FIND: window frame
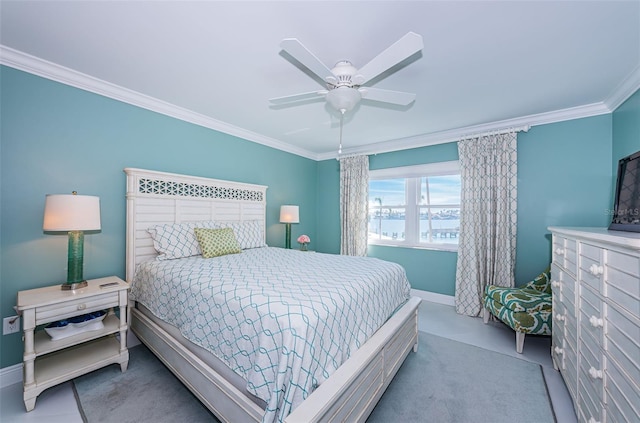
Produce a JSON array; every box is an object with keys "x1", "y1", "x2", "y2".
[{"x1": 368, "y1": 161, "x2": 460, "y2": 252}]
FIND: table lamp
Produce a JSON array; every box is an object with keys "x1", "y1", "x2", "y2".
[
  {"x1": 279, "y1": 205, "x2": 299, "y2": 249},
  {"x1": 43, "y1": 192, "x2": 101, "y2": 290}
]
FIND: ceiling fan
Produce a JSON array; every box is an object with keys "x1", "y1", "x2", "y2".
[{"x1": 269, "y1": 32, "x2": 424, "y2": 114}]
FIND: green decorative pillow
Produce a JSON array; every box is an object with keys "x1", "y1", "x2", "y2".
[{"x1": 194, "y1": 227, "x2": 241, "y2": 258}]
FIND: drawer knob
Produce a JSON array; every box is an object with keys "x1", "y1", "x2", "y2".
[
  {"x1": 589, "y1": 316, "x2": 604, "y2": 328},
  {"x1": 77, "y1": 304, "x2": 87, "y2": 311},
  {"x1": 551, "y1": 280, "x2": 561, "y2": 288},
  {"x1": 588, "y1": 367, "x2": 603, "y2": 379},
  {"x1": 555, "y1": 248, "x2": 565, "y2": 256},
  {"x1": 554, "y1": 313, "x2": 565, "y2": 322},
  {"x1": 588, "y1": 264, "x2": 604, "y2": 276},
  {"x1": 554, "y1": 346, "x2": 564, "y2": 355}
]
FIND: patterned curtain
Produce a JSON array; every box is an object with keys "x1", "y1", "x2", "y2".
[
  {"x1": 455, "y1": 132, "x2": 518, "y2": 317},
  {"x1": 339, "y1": 155, "x2": 369, "y2": 256}
]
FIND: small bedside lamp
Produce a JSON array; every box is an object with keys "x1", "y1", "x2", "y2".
[
  {"x1": 279, "y1": 205, "x2": 299, "y2": 249},
  {"x1": 43, "y1": 192, "x2": 101, "y2": 290}
]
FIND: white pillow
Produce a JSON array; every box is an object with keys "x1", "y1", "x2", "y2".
[
  {"x1": 147, "y1": 221, "x2": 217, "y2": 260},
  {"x1": 215, "y1": 220, "x2": 266, "y2": 249}
]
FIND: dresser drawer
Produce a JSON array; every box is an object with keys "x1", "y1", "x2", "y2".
[
  {"x1": 565, "y1": 316, "x2": 578, "y2": 349},
  {"x1": 606, "y1": 305, "x2": 640, "y2": 387},
  {"x1": 563, "y1": 342, "x2": 578, "y2": 399},
  {"x1": 579, "y1": 330, "x2": 603, "y2": 377},
  {"x1": 565, "y1": 242, "x2": 577, "y2": 273},
  {"x1": 578, "y1": 364, "x2": 604, "y2": 423},
  {"x1": 552, "y1": 338, "x2": 565, "y2": 370},
  {"x1": 578, "y1": 365, "x2": 604, "y2": 421},
  {"x1": 553, "y1": 236, "x2": 577, "y2": 275},
  {"x1": 580, "y1": 286, "x2": 604, "y2": 344},
  {"x1": 606, "y1": 359, "x2": 640, "y2": 423},
  {"x1": 35, "y1": 292, "x2": 118, "y2": 325},
  {"x1": 606, "y1": 266, "x2": 640, "y2": 317},
  {"x1": 581, "y1": 242, "x2": 602, "y2": 261},
  {"x1": 580, "y1": 257, "x2": 603, "y2": 294},
  {"x1": 607, "y1": 249, "x2": 640, "y2": 278}
]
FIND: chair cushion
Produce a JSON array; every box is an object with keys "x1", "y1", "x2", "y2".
[
  {"x1": 485, "y1": 285, "x2": 552, "y2": 313},
  {"x1": 485, "y1": 297, "x2": 552, "y2": 335},
  {"x1": 524, "y1": 268, "x2": 552, "y2": 294}
]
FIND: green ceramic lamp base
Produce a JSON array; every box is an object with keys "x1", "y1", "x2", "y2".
[
  {"x1": 62, "y1": 230, "x2": 87, "y2": 290},
  {"x1": 285, "y1": 223, "x2": 292, "y2": 249}
]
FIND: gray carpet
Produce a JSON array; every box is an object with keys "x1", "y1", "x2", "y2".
[{"x1": 74, "y1": 333, "x2": 555, "y2": 423}]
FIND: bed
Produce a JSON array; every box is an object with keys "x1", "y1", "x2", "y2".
[{"x1": 125, "y1": 167, "x2": 421, "y2": 423}]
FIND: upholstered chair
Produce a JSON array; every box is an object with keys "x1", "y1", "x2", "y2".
[{"x1": 482, "y1": 268, "x2": 552, "y2": 353}]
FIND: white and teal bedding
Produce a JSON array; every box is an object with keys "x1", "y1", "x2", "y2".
[{"x1": 131, "y1": 247, "x2": 411, "y2": 423}]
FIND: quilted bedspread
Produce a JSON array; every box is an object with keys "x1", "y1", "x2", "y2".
[{"x1": 131, "y1": 247, "x2": 411, "y2": 423}]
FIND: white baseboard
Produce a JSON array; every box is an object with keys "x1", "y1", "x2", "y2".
[
  {"x1": 0, "y1": 363, "x2": 22, "y2": 389},
  {"x1": 127, "y1": 328, "x2": 141, "y2": 347},
  {"x1": 411, "y1": 288, "x2": 455, "y2": 306}
]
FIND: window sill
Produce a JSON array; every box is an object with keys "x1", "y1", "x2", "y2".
[{"x1": 368, "y1": 241, "x2": 458, "y2": 252}]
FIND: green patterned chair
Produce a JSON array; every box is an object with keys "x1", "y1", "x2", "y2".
[{"x1": 482, "y1": 268, "x2": 552, "y2": 353}]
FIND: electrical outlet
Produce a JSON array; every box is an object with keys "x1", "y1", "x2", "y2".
[{"x1": 3, "y1": 316, "x2": 20, "y2": 335}]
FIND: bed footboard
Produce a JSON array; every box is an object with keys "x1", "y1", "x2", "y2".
[
  {"x1": 130, "y1": 296, "x2": 420, "y2": 423},
  {"x1": 285, "y1": 296, "x2": 421, "y2": 423},
  {"x1": 130, "y1": 307, "x2": 264, "y2": 423}
]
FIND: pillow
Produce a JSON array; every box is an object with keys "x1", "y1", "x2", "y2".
[
  {"x1": 194, "y1": 227, "x2": 242, "y2": 258},
  {"x1": 147, "y1": 221, "x2": 217, "y2": 260},
  {"x1": 215, "y1": 220, "x2": 266, "y2": 249}
]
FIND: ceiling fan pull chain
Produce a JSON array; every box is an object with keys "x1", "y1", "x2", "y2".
[{"x1": 338, "y1": 109, "x2": 345, "y2": 155}]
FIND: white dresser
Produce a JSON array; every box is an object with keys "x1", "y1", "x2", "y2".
[{"x1": 548, "y1": 227, "x2": 640, "y2": 423}]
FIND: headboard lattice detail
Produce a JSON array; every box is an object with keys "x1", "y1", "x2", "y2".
[{"x1": 139, "y1": 178, "x2": 264, "y2": 202}]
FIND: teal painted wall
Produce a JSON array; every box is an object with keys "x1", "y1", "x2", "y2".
[
  {"x1": 0, "y1": 67, "x2": 317, "y2": 368},
  {"x1": 315, "y1": 159, "x2": 341, "y2": 253},
  {"x1": 516, "y1": 116, "x2": 612, "y2": 281},
  {"x1": 612, "y1": 89, "x2": 640, "y2": 168},
  {"x1": 316, "y1": 115, "x2": 614, "y2": 295}
]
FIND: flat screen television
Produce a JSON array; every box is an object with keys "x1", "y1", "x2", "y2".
[{"x1": 609, "y1": 149, "x2": 640, "y2": 233}]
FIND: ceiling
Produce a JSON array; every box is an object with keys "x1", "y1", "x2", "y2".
[{"x1": 1, "y1": 1, "x2": 639, "y2": 160}]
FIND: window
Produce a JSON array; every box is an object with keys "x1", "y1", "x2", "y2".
[{"x1": 368, "y1": 161, "x2": 460, "y2": 251}]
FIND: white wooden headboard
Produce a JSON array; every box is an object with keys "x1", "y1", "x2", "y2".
[{"x1": 124, "y1": 168, "x2": 268, "y2": 282}]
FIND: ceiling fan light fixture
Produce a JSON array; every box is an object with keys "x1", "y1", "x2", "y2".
[{"x1": 325, "y1": 87, "x2": 361, "y2": 113}]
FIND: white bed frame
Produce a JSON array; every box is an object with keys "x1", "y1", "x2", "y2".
[{"x1": 124, "y1": 167, "x2": 421, "y2": 423}]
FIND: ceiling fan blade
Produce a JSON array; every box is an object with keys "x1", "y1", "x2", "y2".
[
  {"x1": 357, "y1": 32, "x2": 424, "y2": 84},
  {"x1": 358, "y1": 87, "x2": 416, "y2": 106},
  {"x1": 280, "y1": 38, "x2": 335, "y2": 82},
  {"x1": 269, "y1": 90, "x2": 327, "y2": 105}
]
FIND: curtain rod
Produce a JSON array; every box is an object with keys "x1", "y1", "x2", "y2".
[
  {"x1": 336, "y1": 124, "x2": 532, "y2": 160},
  {"x1": 459, "y1": 125, "x2": 530, "y2": 141}
]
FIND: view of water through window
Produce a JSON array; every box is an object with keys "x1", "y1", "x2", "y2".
[{"x1": 369, "y1": 174, "x2": 461, "y2": 245}]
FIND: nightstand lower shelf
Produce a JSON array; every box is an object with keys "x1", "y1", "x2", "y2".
[{"x1": 25, "y1": 335, "x2": 129, "y2": 410}]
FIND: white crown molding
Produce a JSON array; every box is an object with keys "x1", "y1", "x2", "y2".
[
  {"x1": 604, "y1": 64, "x2": 640, "y2": 111},
  {"x1": 2, "y1": 44, "x2": 634, "y2": 163},
  {"x1": 0, "y1": 45, "x2": 319, "y2": 161},
  {"x1": 317, "y1": 101, "x2": 613, "y2": 160}
]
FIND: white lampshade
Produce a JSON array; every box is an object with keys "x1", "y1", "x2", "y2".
[
  {"x1": 279, "y1": 205, "x2": 299, "y2": 224},
  {"x1": 43, "y1": 194, "x2": 101, "y2": 231}
]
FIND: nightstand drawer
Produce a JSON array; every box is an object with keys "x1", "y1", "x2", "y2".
[{"x1": 36, "y1": 292, "x2": 118, "y2": 325}]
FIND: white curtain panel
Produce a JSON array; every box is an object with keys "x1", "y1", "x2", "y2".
[
  {"x1": 455, "y1": 132, "x2": 518, "y2": 316},
  {"x1": 339, "y1": 155, "x2": 369, "y2": 256}
]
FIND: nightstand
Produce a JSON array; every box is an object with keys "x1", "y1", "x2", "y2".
[{"x1": 16, "y1": 276, "x2": 129, "y2": 411}]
